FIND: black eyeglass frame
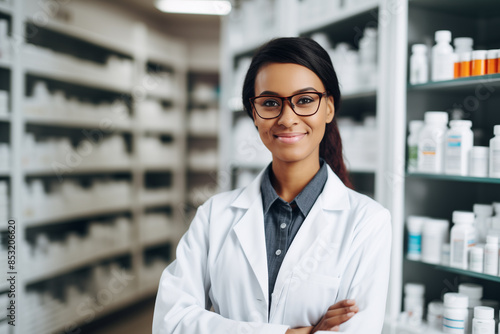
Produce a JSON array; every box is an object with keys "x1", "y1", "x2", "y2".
[{"x1": 249, "y1": 91, "x2": 328, "y2": 119}]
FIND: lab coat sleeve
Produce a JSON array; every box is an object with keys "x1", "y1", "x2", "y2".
[
  {"x1": 152, "y1": 202, "x2": 290, "y2": 334},
  {"x1": 332, "y1": 208, "x2": 392, "y2": 333}
]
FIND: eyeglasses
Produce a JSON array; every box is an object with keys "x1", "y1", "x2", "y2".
[{"x1": 249, "y1": 91, "x2": 327, "y2": 119}]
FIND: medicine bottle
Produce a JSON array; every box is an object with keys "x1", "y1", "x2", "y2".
[
  {"x1": 483, "y1": 235, "x2": 498, "y2": 276},
  {"x1": 450, "y1": 211, "x2": 476, "y2": 269},
  {"x1": 486, "y1": 50, "x2": 498, "y2": 75},
  {"x1": 443, "y1": 292, "x2": 469, "y2": 334},
  {"x1": 469, "y1": 246, "x2": 484, "y2": 273},
  {"x1": 472, "y1": 50, "x2": 487, "y2": 76},
  {"x1": 441, "y1": 243, "x2": 450, "y2": 266},
  {"x1": 469, "y1": 147, "x2": 489, "y2": 178},
  {"x1": 444, "y1": 120, "x2": 473, "y2": 176},
  {"x1": 407, "y1": 120, "x2": 424, "y2": 172},
  {"x1": 432, "y1": 30, "x2": 454, "y2": 81},
  {"x1": 422, "y1": 218, "x2": 449, "y2": 264},
  {"x1": 418, "y1": 111, "x2": 449, "y2": 173},
  {"x1": 459, "y1": 283, "x2": 483, "y2": 334},
  {"x1": 474, "y1": 204, "x2": 493, "y2": 243},
  {"x1": 427, "y1": 300, "x2": 444, "y2": 330},
  {"x1": 404, "y1": 283, "x2": 425, "y2": 327},
  {"x1": 407, "y1": 216, "x2": 426, "y2": 260},
  {"x1": 489, "y1": 125, "x2": 500, "y2": 178},
  {"x1": 410, "y1": 44, "x2": 428, "y2": 84},
  {"x1": 472, "y1": 306, "x2": 494, "y2": 334},
  {"x1": 454, "y1": 37, "x2": 473, "y2": 78}
]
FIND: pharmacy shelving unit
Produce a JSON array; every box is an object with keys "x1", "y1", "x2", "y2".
[
  {"x1": 2, "y1": 1, "x2": 189, "y2": 333},
  {"x1": 379, "y1": 0, "x2": 500, "y2": 333},
  {"x1": 220, "y1": 0, "x2": 401, "y2": 327}
]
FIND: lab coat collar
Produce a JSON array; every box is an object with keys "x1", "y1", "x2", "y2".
[{"x1": 231, "y1": 164, "x2": 350, "y2": 211}]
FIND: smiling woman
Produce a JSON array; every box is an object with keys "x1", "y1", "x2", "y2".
[{"x1": 152, "y1": 37, "x2": 392, "y2": 334}]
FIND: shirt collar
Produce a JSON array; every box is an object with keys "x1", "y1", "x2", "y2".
[{"x1": 260, "y1": 159, "x2": 328, "y2": 216}]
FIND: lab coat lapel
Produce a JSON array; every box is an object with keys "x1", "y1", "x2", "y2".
[{"x1": 232, "y1": 169, "x2": 269, "y2": 305}]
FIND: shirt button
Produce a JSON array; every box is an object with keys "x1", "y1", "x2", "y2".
[
  {"x1": 275, "y1": 249, "x2": 282, "y2": 256},
  {"x1": 280, "y1": 223, "x2": 287, "y2": 229}
]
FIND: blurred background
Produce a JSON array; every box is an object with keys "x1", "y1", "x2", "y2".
[{"x1": 0, "y1": 0, "x2": 500, "y2": 333}]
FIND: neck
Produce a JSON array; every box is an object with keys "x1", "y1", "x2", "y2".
[{"x1": 270, "y1": 157, "x2": 320, "y2": 202}]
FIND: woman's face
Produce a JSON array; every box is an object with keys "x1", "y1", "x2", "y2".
[{"x1": 253, "y1": 62, "x2": 335, "y2": 165}]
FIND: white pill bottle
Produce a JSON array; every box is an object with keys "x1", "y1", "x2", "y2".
[
  {"x1": 418, "y1": 111, "x2": 449, "y2": 173},
  {"x1": 450, "y1": 211, "x2": 476, "y2": 269},
  {"x1": 472, "y1": 306, "x2": 494, "y2": 334},
  {"x1": 443, "y1": 292, "x2": 469, "y2": 334}
]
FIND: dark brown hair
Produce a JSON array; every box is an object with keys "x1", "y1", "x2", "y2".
[{"x1": 241, "y1": 37, "x2": 353, "y2": 188}]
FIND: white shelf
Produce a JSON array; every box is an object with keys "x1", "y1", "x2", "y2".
[
  {"x1": 0, "y1": 168, "x2": 10, "y2": 176},
  {"x1": 0, "y1": 113, "x2": 10, "y2": 122},
  {"x1": 141, "y1": 235, "x2": 175, "y2": 248},
  {"x1": 25, "y1": 288, "x2": 142, "y2": 334},
  {"x1": 348, "y1": 166, "x2": 376, "y2": 174},
  {"x1": 188, "y1": 129, "x2": 218, "y2": 138},
  {"x1": 26, "y1": 19, "x2": 134, "y2": 56},
  {"x1": 25, "y1": 246, "x2": 132, "y2": 285},
  {"x1": 298, "y1": 0, "x2": 379, "y2": 34},
  {"x1": 24, "y1": 201, "x2": 133, "y2": 227},
  {"x1": 0, "y1": 3, "x2": 11, "y2": 15},
  {"x1": 140, "y1": 190, "x2": 178, "y2": 208},
  {"x1": 0, "y1": 57, "x2": 11, "y2": 69},
  {"x1": 24, "y1": 114, "x2": 133, "y2": 131},
  {"x1": 231, "y1": 161, "x2": 269, "y2": 170},
  {"x1": 24, "y1": 164, "x2": 134, "y2": 176},
  {"x1": 22, "y1": 52, "x2": 133, "y2": 94}
]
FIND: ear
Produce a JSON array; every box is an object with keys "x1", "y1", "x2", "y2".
[
  {"x1": 326, "y1": 95, "x2": 335, "y2": 124},
  {"x1": 252, "y1": 108, "x2": 259, "y2": 127}
]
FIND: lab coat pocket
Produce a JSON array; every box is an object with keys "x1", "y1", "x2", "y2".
[{"x1": 283, "y1": 271, "x2": 341, "y2": 328}]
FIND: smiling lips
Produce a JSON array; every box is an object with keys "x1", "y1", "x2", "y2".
[{"x1": 274, "y1": 132, "x2": 306, "y2": 144}]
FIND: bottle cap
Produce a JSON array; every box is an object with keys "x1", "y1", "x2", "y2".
[
  {"x1": 472, "y1": 50, "x2": 488, "y2": 60},
  {"x1": 412, "y1": 44, "x2": 427, "y2": 54},
  {"x1": 405, "y1": 283, "x2": 425, "y2": 296},
  {"x1": 474, "y1": 306, "x2": 494, "y2": 319},
  {"x1": 428, "y1": 300, "x2": 444, "y2": 315},
  {"x1": 486, "y1": 235, "x2": 498, "y2": 245},
  {"x1": 494, "y1": 125, "x2": 500, "y2": 136},
  {"x1": 449, "y1": 120, "x2": 472, "y2": 128},
  {"x1": 474, "y1": 203, "x2": 493, "y2": 216},
  {"x1": 409, "y1": 120, "x2": 424, "y2": 134},
  {"x1": 458, "y1": 283, "x2": 483, "y2": 300},
  {"x1": 423, "y1": 219, "x2": 449, "y2": 234},
  {"x1": 487, "y1": 49, "x2": 499, "y2": 59},
  {"x1": 424, "y1": 111, "x2": 449, "y2": 124},
  {"x1": 454, "y1": 37, "x2": 473, "y2": 49},
  {"x1": 444, "y1": 293, "x2": 468, "y2": 308},
  {"x1": 435, "y1": 30, "x2": 452, "y2": 43},
  {"x1": 452, "y1": 211, "x2": 475, "y2": 224},
  {"x1": 470, "y1": 146, "x2": 489, "y2": 158},
  {"x1": 364, "y1": 27, "x2": 377, "y2": 37},
  {"x1": 407, "y1": 216, "x2": 427, "y2": 232}
]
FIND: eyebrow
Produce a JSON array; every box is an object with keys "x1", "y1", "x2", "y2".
[{"x1": 257, "y1": 87, "x2": 319, "y2": 96}]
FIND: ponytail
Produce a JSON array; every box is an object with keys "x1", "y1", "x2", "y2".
[{"x1": 320, "y1": 119, "x2": 353, "y2": 189}]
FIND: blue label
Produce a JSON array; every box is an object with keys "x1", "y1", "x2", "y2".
[{"x1": 408, "y1": 234, "x2": 421, "y2": 254}]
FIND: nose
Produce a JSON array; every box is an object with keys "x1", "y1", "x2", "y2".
[{"x1": 277, "y1": 100, "x2": 299, "y2": 128}]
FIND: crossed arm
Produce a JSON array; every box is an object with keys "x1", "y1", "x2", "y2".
[{"x1": 286, "y1": 299, "x2": 359, "y2": 334}]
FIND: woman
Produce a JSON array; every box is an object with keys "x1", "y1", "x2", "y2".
[{"x1": 153, "y1": 37, "x2": 391, "y2": 334}]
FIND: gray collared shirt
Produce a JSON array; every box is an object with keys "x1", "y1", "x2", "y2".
[{"x1": 260, "y1": 159, "x2": 328, "y2": 310}]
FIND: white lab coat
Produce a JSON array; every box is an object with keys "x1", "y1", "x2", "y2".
[{"x1": 153, "y1": 165, "x2": 392, "y2": 334}]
